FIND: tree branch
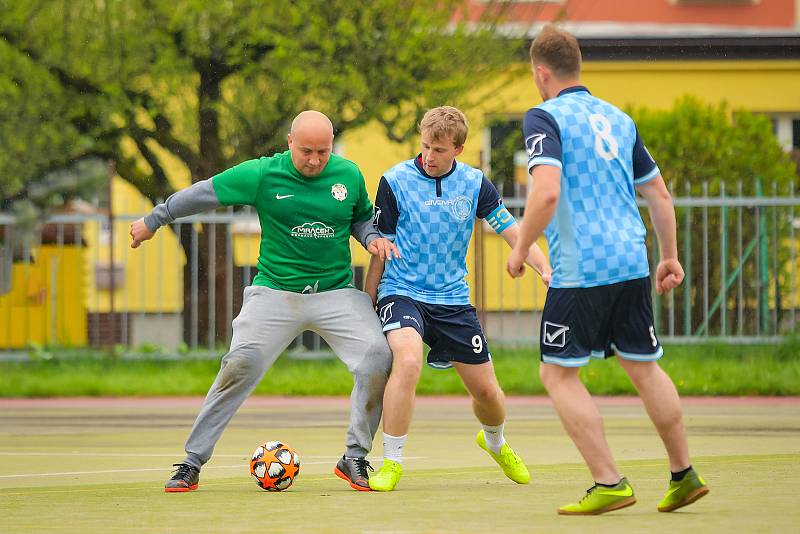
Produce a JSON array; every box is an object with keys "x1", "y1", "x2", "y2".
[
  {"x1": 113, "y1": 152, "x2": 172, "y2": 205},
  {"x1": 128, "y1": 124, "x2": 170, "y2": 196},
  {"x1": 1, "y1": 29, "x2": 200, "y2": 173},
  {"x1": 0, "y1": 30, "x2": 103, "y2": 96}
]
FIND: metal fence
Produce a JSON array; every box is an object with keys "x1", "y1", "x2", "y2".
[
  {"x1": 1, "y1": 184, "x2": 798, "y2": 352},
  {"x1": 499, "y1": 181, "x2": 800, "y2": 345}
]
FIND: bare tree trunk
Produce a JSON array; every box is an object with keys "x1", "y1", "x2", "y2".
[{"x1": 178, "y1": 66, "x2": 238, "y2": 348}]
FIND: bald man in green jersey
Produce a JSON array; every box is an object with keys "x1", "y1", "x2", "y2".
[{"x1": 131, "y1": 110, "x2": 397, "y2": 492}]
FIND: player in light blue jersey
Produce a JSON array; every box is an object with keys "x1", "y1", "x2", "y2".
[
  {"x1": 365, "y1": 106, "x2": 551, "y2": 491},
  {"x1": 507, "y1": 25, "x2": 708, "y2": 515}
]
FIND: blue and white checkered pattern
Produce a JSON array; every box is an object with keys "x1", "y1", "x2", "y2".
[
  {"x1": 537, "y1": 92, "x2": 650, "y2": 288},
  {"x1": 378, "y1": 160, "x2": 482, "y2": 305}
]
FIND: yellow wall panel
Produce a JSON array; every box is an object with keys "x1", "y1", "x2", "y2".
[
  {"x1": 0, "y1": 246, "x2": 87, "y2": 348},
  {"x1": 85, "y1": 176, "x2": 185, "y2": 313}
]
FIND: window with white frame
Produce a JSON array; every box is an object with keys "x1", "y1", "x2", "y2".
[{"x1": 771, "y1": 114, "x2": 800, "y2": 151}]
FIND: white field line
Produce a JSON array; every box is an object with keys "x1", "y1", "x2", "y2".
[
  {"x1": 0, "y1": 452, "x2": 332, "y2": 458},
  {"x1": 0, "y1": 457, "x2": 426, "y2": 479}
]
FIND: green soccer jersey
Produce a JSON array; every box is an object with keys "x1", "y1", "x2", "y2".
[{"x1": 211, "y1": 151, "x2": 374, "y2": 293}]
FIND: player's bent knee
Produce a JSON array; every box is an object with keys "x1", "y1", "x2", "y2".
[
  {"x1": 471, "y1": 384, "x2": 503, "y2": 405},
  {"x1": 391, "y1": 352, "x2": 422, "y2": 380},
  {"x1": 215, "y1": 356, "x2": 263, "y2": 391},
  {"x1": 352, "y1": 357, "x2": 392, "y2": 383}
]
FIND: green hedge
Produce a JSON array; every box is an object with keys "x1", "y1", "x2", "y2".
[{"x1": 1, "y1": 341, "x2": 798, "y2": 397}]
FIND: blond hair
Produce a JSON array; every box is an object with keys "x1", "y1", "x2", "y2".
[
  {"x1": 419, "y1": 106, "x2": 468, "y2": 147},
  {"x1": 530, "y1": 24, "x2": 582, "y2": 80}
]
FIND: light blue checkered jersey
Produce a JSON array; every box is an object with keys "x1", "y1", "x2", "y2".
[
  {"x1": 530, "y1": 90, "x2": 655, "y2": 288},
  {"x1": 377, "y1": 159, "x2": 484, "y2": 305}
]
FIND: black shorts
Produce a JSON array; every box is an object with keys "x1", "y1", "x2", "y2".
[
  {"x1": 540, "y1": 276, "x2": 663, "y2": 367},
  {"x1": 377, "y1": 295, "x2": 490, "y2": 369}
]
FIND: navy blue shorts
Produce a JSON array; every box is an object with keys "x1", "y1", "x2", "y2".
[
  {"x1": 540, "y1": 276, "x2": 663, "y2": 367},
  {"x1": 377, "y1": 295, "x2": 490, "y2": 369}
]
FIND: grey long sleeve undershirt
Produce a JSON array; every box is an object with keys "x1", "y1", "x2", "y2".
[
  {"x1": 143, "y1": 179, "x2": 221, "y2": 233},
  {"x1": 351, "y1": 217, "x2": 379, "y2": 250},
  {"x1": 144, "y1": 177, "x2": 381, "y2": 251}
]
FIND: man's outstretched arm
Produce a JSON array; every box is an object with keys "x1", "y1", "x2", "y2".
[{"x1": 130, "y1": 179, "x2": 222, "y2": 248}]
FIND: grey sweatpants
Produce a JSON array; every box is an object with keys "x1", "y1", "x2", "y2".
[{"x1": 182, "y1": 285, "x2": 392, "y2": 469}]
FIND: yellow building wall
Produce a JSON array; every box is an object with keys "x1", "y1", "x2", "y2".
[
  {"x1": 339, "y1": 59, "x2": 800, "y2": 311},
  {"x1": 11, "y1": 61, "x2": 794, "y2": 347},
  {"x1": 85, "y1": 176, "x2": 185, "y2": 313},
  {"x1": 103, "y1": 59, "x2": 800, "y2": 314},
  {"x1": 234, "y1": 232, "x2": 261, "y2": 268},
  {"x1": 0, "y1": 246, "x2": 87, "y2": 348},
  {"x1": 1, "y1": 158, "x2": 186, "y2": 348},
  {"x1": 344, "y1": 60, "x2": 800, "y2": 194}
]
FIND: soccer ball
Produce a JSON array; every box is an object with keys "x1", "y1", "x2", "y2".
[{"x1": 249, "y1": 441, "x2": 300, "y2": 491}]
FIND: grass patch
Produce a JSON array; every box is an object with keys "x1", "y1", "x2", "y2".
[{"x1": 1, "y1": 343, "x2": 798, "y2": 397}]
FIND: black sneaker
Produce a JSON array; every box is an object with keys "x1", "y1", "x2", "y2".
[
  {"x1": 165, "y1": 463, "x2": 200, "y2": 493},
  {"x1": 333, "y1": 455, "x2": 373, "y2": 491}
]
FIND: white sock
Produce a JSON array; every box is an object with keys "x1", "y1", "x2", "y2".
[
  {"x1": 382, "y1": 433, "x2": 407, "y2": 464},
  {"x1": 481, "y1": 423, "x2": 506, "y2": 454}
]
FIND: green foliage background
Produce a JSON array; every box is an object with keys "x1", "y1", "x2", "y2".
[
  {"x1": 0, "y1": 0, "x2": 520, "y2": 208},
  {"x1": 631, "y1": 96, "x2": 796, "y2": 194}
]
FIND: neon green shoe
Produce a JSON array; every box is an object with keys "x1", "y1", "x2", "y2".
[
  {"x1": 368, "y1": 459, "x2": 403, "y2": 492},
  {"x1": 658, "y1": 469, "x2": 709, "y2": 512},
  {"x1": 558, "y1": 478, "x2": 637, "y2": 515},
  {"x1": 476, "y1": 430, "x2": 531, "y2": 484}
]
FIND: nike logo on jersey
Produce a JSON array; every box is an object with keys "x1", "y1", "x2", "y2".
[{"x1": 276, "y1": 194, "x2": 294, "y2": 199}]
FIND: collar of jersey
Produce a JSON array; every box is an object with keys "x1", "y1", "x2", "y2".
[
  {"x1": 557, "y1": 85, "x2": 591, "y2": 97},
  {"x1": 284, "y1": 150, "x2": 331, "y2": 179},
  {"x1": 413, "y1": 154, "x2": 458, "y2": 180}
]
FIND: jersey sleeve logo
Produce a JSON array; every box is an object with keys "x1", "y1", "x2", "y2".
[{"x1": 525, "y1": 133, "x2": 547, "y2": 158}]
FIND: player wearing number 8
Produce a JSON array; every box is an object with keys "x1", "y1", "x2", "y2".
[
  {"x1": 507, "y1": 24, "x2": 708, "y2": 515},
  {"x1": 364, "y1": 106, "x2": 552, "y2": 491}
]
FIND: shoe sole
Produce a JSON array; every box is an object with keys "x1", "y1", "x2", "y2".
[
  {"x1": 164, "y1": 484, "x2": 198, "y2": 493},
  {"x1": 658, "y1": 486, "x2": 709, "y2": 512},
  {"x1": 333, "y1": 466, "x2": 372, "y2": 492},
  {"x1": 368, "y1": 476, "x2": 399, "y2": 492},
  {"x1": 558, "y1": 497, "x2": 637, "y2": 515},
  {"x1": 368, "y1": 484, "x2": 396, "y2": 492},
  {"x1": 506, "y1": 473, "x2": 531, "y2": 485}
]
